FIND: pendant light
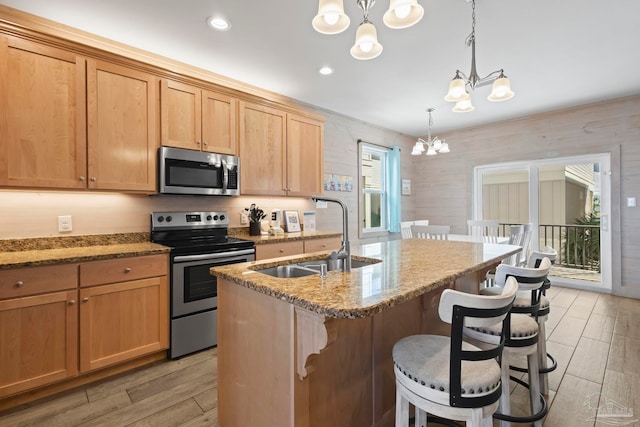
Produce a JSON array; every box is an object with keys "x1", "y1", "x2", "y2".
[
  {"x1": 444, "y1": 0, "x2": 514, "y2": 111},
  {"x1": 411, "y1": 108, "x2": 449, "y2": 156},
  {"x1": 313, "y1": 0, "x2": 423, "y2": 60}
]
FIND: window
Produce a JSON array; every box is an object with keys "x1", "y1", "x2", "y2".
[{"x1": 360, "y1": 145, "x2": 387, "y2": 236}]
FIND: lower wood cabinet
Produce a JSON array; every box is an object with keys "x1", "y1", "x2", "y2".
[
  {"x1": 303, "y1": 236, "x2": 342, "y2": 253},
  {"x1": 0, "y1": 254, "x2": 169, "y2": 400},
  {"x1": 79, "y1": 276, "x2": 168, "y2": 372},
  {"x1": 0, "y1": 265, "x2": 79, "y2": 399}
]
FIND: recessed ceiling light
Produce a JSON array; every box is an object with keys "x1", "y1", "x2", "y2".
[
  {"x1": 318, "y1": 66, "x2": 334, "y2": 75},
  {"x1": 207, "y1": 16, "x2": 231, "y2": 31}
]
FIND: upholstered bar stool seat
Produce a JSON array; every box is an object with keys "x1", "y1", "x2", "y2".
[{"x1": 393, "y1": 278, "x2": 518, "y2": 427}]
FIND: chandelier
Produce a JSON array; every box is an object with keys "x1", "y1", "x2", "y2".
[
  {"x1": 312, "y1": 0, "x2": 424, "y2": 60},
  {"x1": 443, "y1": 0, "x2": 514, "y2": 112},
  {"x1": 411, "y1": 108, "x2": 449, "y2": 156}
]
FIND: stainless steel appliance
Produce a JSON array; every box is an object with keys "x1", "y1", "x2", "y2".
[
  {"x1": 151, "y1": 210, "x2": 255, "y2": 359},
  {"x1": 158, "y1": 147, "x2": 240, "y2": 196}
]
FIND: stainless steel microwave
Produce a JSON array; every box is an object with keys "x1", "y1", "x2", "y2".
[{"x1": 158, "y1": 147, "x2": 240, "y2": 196}]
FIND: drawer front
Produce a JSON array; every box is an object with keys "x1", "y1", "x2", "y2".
[
  {"x1": 80, "y1": 254, "x2": 168, "y2": 287},
  {"x1": 0, "y1": 264, "x2": 78, "y2": 299},
  {"x1": 304, "y1": 237, "x2": 342, "y2": 254},
  {"x1": 255, "y1": 241, "x2": 304, "y2": 260}
]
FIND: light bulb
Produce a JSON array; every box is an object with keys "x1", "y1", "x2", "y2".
[
  {"x1": 323, "y1": 12, "x2": 339, "y2": 25},
  {"x1": 359, "y1": 41, "x2": 373, "y2": 53},
  {"x1": 394, "y1": 5, "x2": 411, "y2": 18}
]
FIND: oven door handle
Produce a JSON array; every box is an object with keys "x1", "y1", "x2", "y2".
[{"x1": 173, "y1": 249, "x2": 255, "y2": 263}]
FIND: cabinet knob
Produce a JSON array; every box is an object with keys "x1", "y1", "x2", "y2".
[
  {"x1": 69, "y1": 300, "x2": 76, "y2": 305},
  {"x1": 124, "y1": 267, "x2": 132, "y2": 273},
  {"x1": 196, "y1": 141, "x2": 201, "y2": 145},
  {"x1": 79, "y1": 176, "x2": 86, "y2": 181},
  {"x1": 90, "y1": 177, "x2": 97, "y2": 182},
  {"x1": 15, "y1": 280, "x2": 24, "y2": 288},
  {"x1": 82, "y1": 297, "x2": 89, "y2": 303},
  {"x1": 203, "y1": 141, "x2": 208, "y2": 146},
  {"x1": 279, "y1": 249, "x2": 285, "y2": 253}
]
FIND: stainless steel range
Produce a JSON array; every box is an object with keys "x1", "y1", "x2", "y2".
[{"x1": 151, "y1": 211, "x2": 255, "y2": 359}]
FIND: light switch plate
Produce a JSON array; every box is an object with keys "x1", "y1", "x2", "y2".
[
  {"x1": 628, "y1": 197, "x2": 637, "y2": 208},
  {"x1": 58, "y1": 215, "x2": 72, "y2": 232}
]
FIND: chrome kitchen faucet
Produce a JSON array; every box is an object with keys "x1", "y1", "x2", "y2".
[{"x1": 311, "y1": 195, "x2": 351, "y2": 272}]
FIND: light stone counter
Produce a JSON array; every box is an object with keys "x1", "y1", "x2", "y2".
[{"x1": 211, "y1": 238, "x2": 521, "y2": 319}]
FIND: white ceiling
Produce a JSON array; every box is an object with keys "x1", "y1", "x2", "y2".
[{"x1": 3, "y1": 0, "x2": 639, "y2": 136}]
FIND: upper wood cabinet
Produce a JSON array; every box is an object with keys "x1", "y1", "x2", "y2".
[
  {"x1": 239, "y1": 101, "x2": 324, "y2": 197},
  {"x1": 87, "y1": 59, "x2": 158, "y2": 192},
  {"x1": 239, "y1": 101, "x2": 287, "y2": 196},
  {"x1": 161, "y1": 79, "x2": 238, "y2": 155},
  {"x1": 0, "y1": 35, "x2": 158, "y2": 193},
  {"x1": 286, "y1": 114, "x2": 324, "y2": 197},
  {"x1": 0, "y1": 35, "x2": 87, "y2": 189}
]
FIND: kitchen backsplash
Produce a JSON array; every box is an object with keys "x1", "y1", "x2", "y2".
[{"x1": 0, "y1": 190, "x2": 343, "y2": 239}]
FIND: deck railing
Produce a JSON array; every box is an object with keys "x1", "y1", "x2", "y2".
[{"x1": 499, "y1": 223, "x2": 601, "y2": 272}]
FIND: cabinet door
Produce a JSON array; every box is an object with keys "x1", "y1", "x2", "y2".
[
  {"x1": 160, "y1": 79, "x2": 202, "y2": 151},
  {"x1": 286, "y1": 114, "x2": 324, "y2": 197},
  {"x1": 0, "y1": 35, "x2": 86, "y2": 189},
  {"x1": 0, "y1": 290, "x2": 78, "y2": 398},
  {"x1": 79, "y1": 276, "x2": 169, "y2": 372},
  {"x1": 239, "y1": 101, "x2": 287, "y2": 196},
  {"x1": 87, "y1": 60, "x2": 158, "y2": 192},
  {"x1": 202, "y1": 89, "x2": 237, "y2": 155}
]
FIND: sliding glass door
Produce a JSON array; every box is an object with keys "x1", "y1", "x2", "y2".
[{"x1": 474, "y1": 154, "x2": 611, "y2": 291}]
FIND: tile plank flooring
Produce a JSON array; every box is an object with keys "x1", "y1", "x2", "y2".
[{"x1": 2, "y1": 286, "x2": 640, "y2": 426}]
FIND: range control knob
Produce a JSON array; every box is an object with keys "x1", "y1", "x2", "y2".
[
  {"x1": 206, "y1": 215, "x2": 213, "y2": 221},
  {"x1": 213, "y1": 215, "x2": 219, "y2": 221},
  {"x1": 157, "y1": 216, "x2": 164, "y2": 223},
  {"x1": 166, "y1": 216, "x2": 173, "y2": 222},
  {"x1": 219, "y1": 215, "x2": 226, "y2": 221}
]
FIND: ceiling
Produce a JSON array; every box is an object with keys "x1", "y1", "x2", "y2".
[{"x1": 3, "y1": 0, "x2": 639, "y2": 136}]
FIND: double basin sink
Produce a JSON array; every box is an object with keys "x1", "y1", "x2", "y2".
[{"x1": 254, "y1": 256, "x2": 381, "y2": 278}]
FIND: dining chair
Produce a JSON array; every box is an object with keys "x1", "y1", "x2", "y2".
[
  {"x1": 413, "y1": 219, "x2": 429, "y2": 226},
  {"x1": 518, "y1": 223, "x2": 534, "y2": 266},
  {"x1": 467, "y1": 219, "x2": 500, "y2": 243},
  {"x1": 411, "y1": 225, "x2": 450, "y2": 240},
  {"x1": 393, "y1": 277, "x2": 518, "y2": 427},
  {"x1": 400, "y1": 221, "x2": 414, "y2": 239}
]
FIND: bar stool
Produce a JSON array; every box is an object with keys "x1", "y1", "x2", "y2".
[
  {"x1": 392, "y1": 278, "x2": 518, "y2": 427},
  {"x1": 471, "y1": 258, "x2": 552, "y2": 427},
  {"x1": 483, "y1": 247, "x2": 558, "y2": 395}
]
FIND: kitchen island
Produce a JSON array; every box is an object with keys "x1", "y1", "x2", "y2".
[{"x1": 210, "y1": 239, "x2": 520, "y2": 427}]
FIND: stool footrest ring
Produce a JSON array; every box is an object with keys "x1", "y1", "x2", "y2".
[
  {"x1": 510, "y1": 352, "x2": 557, "y2": 374},
  {"x1": 492, "y1": 376, "x2": 548, "y2": 423}
]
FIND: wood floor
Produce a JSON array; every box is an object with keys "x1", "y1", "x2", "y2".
[{"x1": 1, "y1": 286, "x2": 639, "y2": 427}]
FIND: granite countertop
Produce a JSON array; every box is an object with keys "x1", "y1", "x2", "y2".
[
  {"x1": 211, "y1": 239, "x2": 521, "y2": 319},
  {"x1": 229, "y1": 228, "x2": 342, "y2": 245},
  {"x1": 0, "y1": 233, "x2": 170, "y2": 269}
]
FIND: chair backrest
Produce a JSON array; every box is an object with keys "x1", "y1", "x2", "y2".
[
  {"x1": 413, "y1": 219, "x2": 429, "y2": 226},
  {"x1": 503, "y1": 225, "x2": 525, "y2": 266},
  {"x1": 518, "y1": 223, "x2": 534, "y2": 266},
  {"x1": 440, "y1": 277, "x2": 517, "y2": 408},
  {"x1": 467, "y1": 219, "x2": 500, "y2": 243},
  {"x1": 410, "y1": 225, "x2": 450, "y2": 240},
  {"x1": 400, "y1": 221, "x2": 413, "y2": 239},
  {"x1": 528, "y1": 246, "x2": 557, "y2": 268},
  {"x1": 495, "y1": 257, "x2": 551, "y2": 291}
]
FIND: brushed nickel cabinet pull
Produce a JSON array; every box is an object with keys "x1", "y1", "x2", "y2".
[
  {"x1": 79, "y1": 176, "x2": 86, "y2": 181},
  {"x1": 16, "y1": 281, "x2": 24, "y2": 287},
  {"x1": 69, "y1": 300, "x2": 76, "y2": 305},
  {"x1": 90, "y1": 177, "x2": 97, "y2": 182},
  {"x1": 124, "y1": 267, "x2": 132, "y2": 273},
  {"x1": 82, "y1": 297, "x2": 89, "y2": 303}
]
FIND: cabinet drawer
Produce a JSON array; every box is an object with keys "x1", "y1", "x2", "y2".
[
  {"x1": 255, "y1": 241, "x2": 304, "y2": 260},
  {"x1": 304, "y1": 237, "x2": 342, "y2": 253},
  {"x1": 0, "y1": 264, "x2": 78, "y2": 300},
  {"x1": 80, "y1": 254, "x2": 168, "y2": 287}
]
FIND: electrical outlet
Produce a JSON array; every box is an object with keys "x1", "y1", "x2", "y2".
[
  {"x1": 240, "y1": 212, "x2": 249, "y2": 224},
  {"x1": 58, "y1": 215, "x2": 72, "y2": 232},
  {"x1": 628, "y1": 197, "x2": 637, "y2": 207}
]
